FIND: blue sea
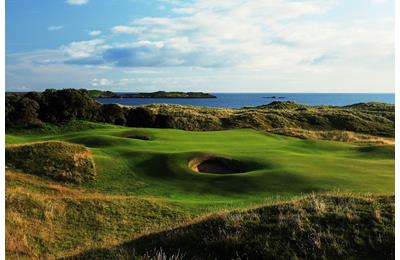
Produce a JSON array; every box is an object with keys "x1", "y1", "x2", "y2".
[{"x1": 96, "y1": 93, "x2": 395, "y2": 109}]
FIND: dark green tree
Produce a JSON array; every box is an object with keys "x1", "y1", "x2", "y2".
[
  {"x1": 39, "y1": 89, "x2": 100, "y2": 122},
  {"x1": 99, "y1": 104, "x2": 126, "y2": 125},
  {"x1": 126, "y1": 107, "x2": 155, "y2": 127}
]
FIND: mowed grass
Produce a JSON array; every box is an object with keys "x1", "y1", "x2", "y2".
[{"x1": 6, "y1": 122, "x2": 394, "y2": 206}]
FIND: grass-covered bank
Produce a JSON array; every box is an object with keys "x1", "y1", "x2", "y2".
[
  {"x1": 5, "y1": 170, "x2": 190, "y2": 259},
  {"x1": 143, "y1": 101, "x2": 395, "y2": 138},
  {"x1": 68, "y1": 193, "x2": 394, "y2": 260}
]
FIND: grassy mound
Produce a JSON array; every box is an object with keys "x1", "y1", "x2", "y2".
[
  {"x1": 6, "y1": 141, "x2": 96, "y2": 183},
  {"x1": 67, "y1": 194, "x2": 394, "y2": 260}
]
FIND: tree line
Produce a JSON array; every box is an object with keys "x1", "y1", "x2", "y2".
[{"x1": 5, "y1": 89, "x2": 173, "y2": 129}]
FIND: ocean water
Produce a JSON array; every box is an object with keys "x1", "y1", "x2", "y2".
[{"x1": 96, "y1": 93, "x2": 395, "y2": 109}]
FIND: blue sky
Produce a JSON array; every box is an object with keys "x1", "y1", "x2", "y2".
[{"x1": 6, "y1": 0, "x2": 394, "y2": 92}]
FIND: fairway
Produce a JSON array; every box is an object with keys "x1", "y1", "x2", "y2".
[{"x1": 6, "y1": 123, "x2": 394, "y2": 206}]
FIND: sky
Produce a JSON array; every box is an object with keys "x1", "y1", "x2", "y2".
[{"x1": 5, "y1": 0, "x2": 395, "y2": 92}]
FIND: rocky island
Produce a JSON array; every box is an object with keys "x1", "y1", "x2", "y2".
[
  {"x1": 89, "y1": 90, "x2": 216, "y2": 99},
  {"x1": 263, "y1": 96, "x2": 285, "y2": 99}
]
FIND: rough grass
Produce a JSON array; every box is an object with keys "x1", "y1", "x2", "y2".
[
  {"x1": 66, "y1": 193, "x2": 395, "y2": 260},
  {"x1": 6, "y1": 141, "x2": 96, "y2": 183},
  {"x1": 269, "y1": 128, "x2": 394, "y2": 145},
  {"x1": 143, "y1": 101, "x2": 394, "y2": 138},
  {"x1": 5, "y1": 170, "x2": 190, "y2": 259},
  {"x1": 6, "y1": 170, "x2": 394, "y2": 260},
  {"x1": 6, "y1": 120, "x2": 122, "y2": 136}
]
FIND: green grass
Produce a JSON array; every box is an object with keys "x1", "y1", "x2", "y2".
[
  {"x1": 5, "y1": 121, "x2": 395, "y2": 258},
  {"x1": 6, "y1": 121, "x2": 394, "y2": 202}
]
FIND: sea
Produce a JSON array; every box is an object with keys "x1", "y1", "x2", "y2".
[{"x1": 96, "y1": 93, "x2": 395, "y2": 109}]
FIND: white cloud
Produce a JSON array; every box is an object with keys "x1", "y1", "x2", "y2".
[
  {"x1": 66, "y1": 0, "x2": 89, "y2": 5},
  {"x1": 89, "y1": 30, "x2": 102, "y2": 36},
  {"x1": 48, "y1": 25, "x2": 63, "y2": 31},
  {"x1": 111, "y1": 25, "x2": 142, "y2": 34},
  {"x1": 91, "y1": 78, "x2": 113, "y2": 86},
  {"x1": 57, "y1": 0, "x2": 392, "y2": 82},
  {"x1": 106, "y1": 0, "x2": 391, "y2": 72},
  {"x1": 62, "y1": 39, "x2": 105, "y2": 59}
]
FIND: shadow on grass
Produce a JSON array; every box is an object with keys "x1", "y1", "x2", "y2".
[{"x1": 63, "y1": 194, "x2": 394, "y2": 260}]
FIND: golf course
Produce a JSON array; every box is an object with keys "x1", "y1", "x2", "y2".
[
  {"x1": 5, "y1": 0, "x2": 396, "y2": 257},
  {"x1": 5, "y1": 120, "x2": 395, "y2": 259}
]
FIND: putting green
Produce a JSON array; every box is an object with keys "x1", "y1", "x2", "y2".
[{"x1": 6, "y1": 123, "x2": 394, "y2": 206}]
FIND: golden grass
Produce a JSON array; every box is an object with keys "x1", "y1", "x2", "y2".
[
  {"x1": 5, "y1": 170, "x2": 190, "y2": 259},
  {"x1": 143, "y1": 103, "x2": 395, "y2": 142},
  {"x1": 269, "y1": 128, "x2": 395, "y2": 144},
  {"x1": 7, "y1": 168, "x2": 394, "y2": 259}
]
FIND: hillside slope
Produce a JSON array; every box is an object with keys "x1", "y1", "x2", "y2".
[
  {"x1": 68, "y1": 193, "x2": 395, "y2": 260},
  {"x1": 5, "y1": 170, "x2": 190, "y2": 259},
  {"x1": 6, "y1": 169, "x2": 394, "y2": 259}
]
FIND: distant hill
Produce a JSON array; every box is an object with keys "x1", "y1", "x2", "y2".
[{"x1": 88, "y1": 90, "x2": 216, "y2": 98}]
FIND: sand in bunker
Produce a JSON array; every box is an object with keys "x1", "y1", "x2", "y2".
[
  {"x1": 126, "y1": 135, "x2": 152, "y2": 140},
  {"x1": 190, "y1": 156, "x2": 247, "y2": 174}
]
